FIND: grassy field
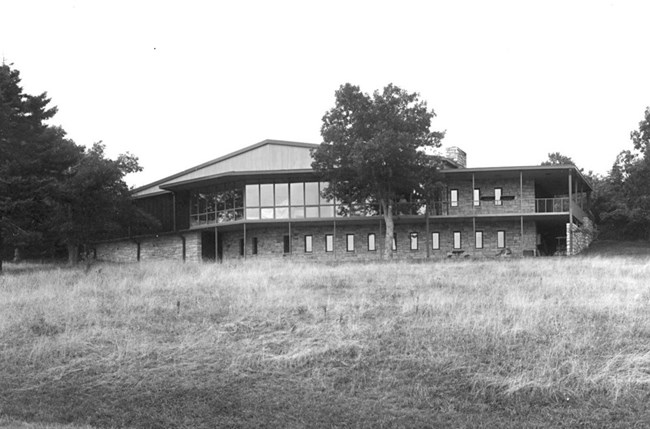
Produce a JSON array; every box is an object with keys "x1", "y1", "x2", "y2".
[{"x1": 1, "y1": 249, "x2": 650, "y2": 428}]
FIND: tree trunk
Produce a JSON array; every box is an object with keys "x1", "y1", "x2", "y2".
[
  {"x1": 67, "y1": 243, "x2": 79, "y2": 266},
  {"x1": 382, "y1": 200, "x2": 394, "y2": 260},
  {"x1": 0, "y1": 225, "x2": 3, "y2": 273}
]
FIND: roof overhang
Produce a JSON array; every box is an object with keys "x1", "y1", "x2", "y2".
[
  {"x1": 439, "y1": 165, "x2": 593, "y2": 192},
  {"x1": 160, "y1": 169, "x2": 316, "y2": 191}
]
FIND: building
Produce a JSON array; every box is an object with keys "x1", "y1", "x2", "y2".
[{"x1": 94, "y1": 139, "x2": 594, "y2": 262}]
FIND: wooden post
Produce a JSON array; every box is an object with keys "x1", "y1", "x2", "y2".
[
  {"x1": 568, "y1": 170, "x2": 573, "y2": 255},
  {"x1": 172, "y1": 193, "x2": 177, "y2": 232},
  {"x1": 243, "y1": 223, "x2": 247, "y2": 259},
  {"x1": 288, "y1": 221, "x2": 292, "y2": 256},
  {"x1": 214, "y1": 227, "x2": 218, "y2": 263}
]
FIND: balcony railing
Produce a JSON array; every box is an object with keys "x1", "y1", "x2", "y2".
[{"x1": 535, "y1": 198, "x2": 569, "y2": 213}]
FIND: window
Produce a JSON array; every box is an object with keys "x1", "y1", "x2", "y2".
[
  {"x1": 260, "y1": 184, "x2": 274, "y2": 207},
  {"x1": 368, "y1": 233, "x2": 376, "y2": 251},
  {"x1": 239, "y1": 238, "x2": 244, "y2": 256},
  {"x1": 450, "y1": 189, "x2": 458, "y2": 207},
  {"x1": 497, "y1": 230, "x2": 506, "y2": 248},
  {"x1": 346, "y1": 234, "x2": 355, "y2": 252},
  {"x1": 283, "y1": 235, "x2": 290, "y2": 254},
  {"x1": 475, "y1": 231, "x2": 483, "y2": 249},
  {"x1": 304, "y1": 235, "x2": 313, "y2": 253},
  {"x1": 392, "y1": 233, "x2": 397, "y2": 251},
  {"x1": 453, "y1": 231, "x2": 461, "y2": 249},
  {"x1": 325, "y1": 234, "x2": 334, "y2": 252},
  {"x1": 473, "y1": 188, "x2": 480, "y2": 206},
  {"x1": 410, "y1": 232, "x2": 418, "y2": 250},
  {"x1": 252, "y1": 237, "x2": 258, "y2": 255},
  {"x1": 495, "y1": 188, "x2": 502, "y2": 206},
  {"x1": 432, "y1": 232, "x2": 440, "y2": 250}
]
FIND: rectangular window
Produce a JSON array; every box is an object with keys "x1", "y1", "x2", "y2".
[
  {"x1": 450, "y1": 189, "x2": 458, "y2": 207},
  {"x1": 275, "y1": 183, "x2": 289, "y2": 206},
  {"x1": 410, "y1": 232, "x2": 418, "y2": 250},
  {"x1": 432, "y1": 232, "x2": 440, "y2": 250},
  {"x1": 252, "y1": 237, "x2": 258, "y2": 255},
  {"x1": 473, "y1": 188, "x2": 480, "y2": 206},
  {"x1": 305, "y1": 206, "x2": 319, "y2": 218},
  {"x1": 346, "y1": 234, "x2": 355, "y2": 252},
  {"x1": 304, "y1": 235, "x2": 313, "y2": 253},
  {"x1": 305, "y1": 182, "x2": 320, "y2": 205},
  {"x1": 368, "y1": 233, "x2": 376, "y2": 251},
  {"x1": 453, "y1": 231, "x2": 461, "y2": 249},
  {"x1": 260, "y1": 183, "x2": 274, "y2": 207},
  {"x1": 392, "y1": 233, "x2": 397, "y2": 251},
  {"x1": 495, "y1": 187, "x2": 502, "y2": 206},
  {"x1": 283, "y1": 235, "x2": 290, "y2": 254},
  {"x1": 475, "y1": 231, "x2": 483, "y2": 249},
  {"x1": 245, "y1": 184, "x2": 259, "y2": 207},
  {"x1": 497, "y1": 230, "x2": 506, "y2": 248},
  {"x1": 290, "y1": 182, "x2": 304, "y2": 206},
  {"x1": 325, "y1": 234, "x2": 334, "y2": 252},
  {"x1": 239, "y1": 238, "x2": 244, "y2": 256}
]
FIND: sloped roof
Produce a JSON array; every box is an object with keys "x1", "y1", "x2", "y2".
[{"x1": 132, "y1": 139, "x2": 318, "y2": 197}]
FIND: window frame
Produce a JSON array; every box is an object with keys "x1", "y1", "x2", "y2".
[
  {"x1": 346, "y1": 234, "x2": 355, "y2": 252},
  {"x1": 252, "y1": 237, "x2": 258, "y2": 255},
  {"x1": 432, "y1": 232, "x2": 440, "y2": 250},
  {"x1": 453, "y1": 231, "x2": 462, "y2": 249},
  {"x1": 473, "y1": 188, "x2": 480, "y2": 207},
  {"x1": 495, "y1": 187, "x2": 503, "y2": 206},
  {"x1": 409, "y1": 232, "x2": 418, "y2": 250},
  {"x1": 325, "y1": 234, "x2": 334, "y2": 252},
  {"x1": 450, "y1": 189, "x2": 459, "y2": 207},
  {"x1": 497, "y1": 230, "x2": 506, "y2": 248},
  {"x1": 368, "y1": 233, "x2": 376, "y2": 251},
  {"x1": 304, "y1": 235, "x2": 313, "y2": 253}
]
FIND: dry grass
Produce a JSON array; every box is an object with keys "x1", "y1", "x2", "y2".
[{"x1": 2, "y1": 254, "x2": 650, "y2": 428}]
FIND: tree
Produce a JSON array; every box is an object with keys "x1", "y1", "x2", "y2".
[
  {"x1": 0, "y1": 63, "x2": 82, "y2": 270},
  {"x1": 592, "y1": 107, "x2": 650, "y2": 239},
  {"x1": 48, "y1": 142, "x2": 147, "y2": 264},
  {"x1": 541, "y1": 152, "x2": 576, "y2": 166},
  {"x1": 1, "y1": 63, "x2": 153, "y2": 269},
  {"x1": 312, "y1": 83, "x2": 444, "y2": 258}
]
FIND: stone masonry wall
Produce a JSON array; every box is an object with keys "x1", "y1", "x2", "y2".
[
  {"x1": 445, "y1": 177, "x2": 535, "y2": 216},
  {"x1": 567, "y1": 217, "x2": 595, "y2": 256},
  {"x1": 217, "y1": 218, "x2": 538, "y2": 261},
  {"x1": 94, "y1": 232, "x2": 201, "y2": 263}
]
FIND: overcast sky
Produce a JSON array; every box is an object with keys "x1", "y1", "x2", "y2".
[{"x1": 2, "y1": 0, "x2": 650, "y2": 187}]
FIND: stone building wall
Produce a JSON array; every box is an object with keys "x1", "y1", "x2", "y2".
[
  {"x1": 94, "y1": 232, "x2": 201, "y2": 263},
  {"x1": 444, "y1": 177, "x2": 536, "y2": 216},
  {"x1": 567, "y1": 217, "x2": 596, "y2": 255}
]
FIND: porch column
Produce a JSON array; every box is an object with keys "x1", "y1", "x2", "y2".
[
  {"x1": 243, "y1": 223, "x2": 247, "y2": 259},
  {"x1": 172, "y1": 193, "x2": 177, "y2": 232},
  {"x1": 214, "y1": 226, "x2": 219, "y2": 263},
  {"x1": 568, "y1": 170, "x2": 573, "y2": 255},
  {"x1": 333, "y1": 219, "x2": 337, "y2": 260},
  {"x1": 288, "y1": 221, "x2": 292, "y2": 256}
]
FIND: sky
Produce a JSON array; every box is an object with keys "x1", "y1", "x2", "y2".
[{"x1": 2, "y1": 0, "x2": 650, "y2": 188}]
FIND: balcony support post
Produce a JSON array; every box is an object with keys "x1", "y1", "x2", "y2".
[
  {"x1": 568, "y1": 170, "x2": 573, "y2": 255},
  {"x1": 243, "y1": 223, "x2": 247, "y2": 260}
]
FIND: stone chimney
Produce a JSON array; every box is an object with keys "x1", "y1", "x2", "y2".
[{"x1": 445, "y1": 146, "x2": 467, "y2": 168}]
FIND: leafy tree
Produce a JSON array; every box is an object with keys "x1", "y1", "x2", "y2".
[
  {"x1": 593, "y1": 107, "x2": 650, "y2": 239},
  {"x1": 49, "y1": 142, "x2": 148, "y2": 264},
  {"x1": 0, "y1": 64, "x2": 82, "y2": 270},
  {"x1": 312, "y1": 83, "x2": 444, "y2": 258},
  {"x1": 541, "y1": 152, "x2": 576, "y2": 166},
  {"x1": 1, "y1": 63, "x2": 152, "y2": 269}
]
